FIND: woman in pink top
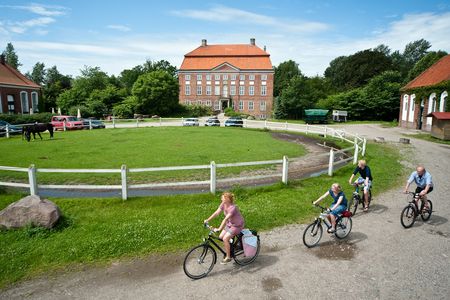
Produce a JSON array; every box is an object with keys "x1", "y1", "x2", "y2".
[{"x1": 204, "y1": 192, "x2": 245, "y2": 264}]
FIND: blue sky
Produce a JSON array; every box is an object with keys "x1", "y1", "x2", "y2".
[{"x1": 1, "y1": 1, "x2": 449, "y2": 77}]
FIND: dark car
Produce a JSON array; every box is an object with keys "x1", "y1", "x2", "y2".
[
  {"x1": 81, "y1": 119, "x2": 106, "y2": 129},
  {"x1": 224, "y1": 118, "x2": 244, "y2": 127},
  {"x1": 205, "y1": 118, "x2": 220, "y2": 126},
  {"x1": 0, "y1": 120, "x2": 22, "y2": 136}
]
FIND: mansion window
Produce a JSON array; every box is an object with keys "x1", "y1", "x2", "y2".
[
  {"x1": 197, "y1": 74, "x2": 202, "y2": 81},
  {"x1": 261, "y1": 85, "x2": 267, "y2": 96},
  {"x1": 206, "y1": 74, "x2": 211, "y2": 80},
  {"x1": 206, "y1": 85, "x2": 212, "y2": 95},
  {"x1": 31, "y1": 92, "x2": 39, "y2": 112},
  {"x1": 230, "y1": 85, "x2": 236, "y2": 96},
  {"x1": 248, "y1": 101, "x2": 254, "y2": 111},
  {"x1": 214, "y1": 86, "x2": 220, "y2": 96},
  {"x1": 261, "y1": 74, "x2": 267, "y2": 80},
  {"x1": 20, "y1": 91, "x2": 29, "y2": 113},
  {"x1": 240, "y1": 74, "x2": 245, "y2": 80},
  {"x1": 185, "y1": 85, "x2": 191, "y2": 96},
  {"x1": 215, "y1": 74, "x2": 220, "y2": 80},
  {"x1": 239, "y1": 101, "x2": 244, "y2": 110},
  {"x1": 249, "y1": 75, "x2": 255, "y2": 80},
  {"x1": 249, "y1": 86, "x2": 254, "y2": 96},
  {"x1": 185, "y1": 74, "x2": 191, "y2": 80},
  {"x1": 231, "y1": 74, "x2": 237, "y2": 80},
  {"x1": 223, "y1": 74, "x2": 228, "y2": 80},
  {"x1": 239, "y1": 86, "x2": 245, "y2": 95},
  {"x1": 260, "y1": 101, "x2": 266, "y2": 111},
  {"x1": 197, "y1": 86, "x2": 202, "y2": 95}
]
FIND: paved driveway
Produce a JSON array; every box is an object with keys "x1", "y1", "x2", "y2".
[{"x1": 2, "y1": 124, "x2": 449, "y2": 299}]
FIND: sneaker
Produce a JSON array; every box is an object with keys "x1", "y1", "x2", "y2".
[{"x1": 220, "y1": 257, "x2": 232, "y2": 264}]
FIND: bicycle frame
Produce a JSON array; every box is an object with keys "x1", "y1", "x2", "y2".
[{"x1": 405, "y1": 192, "x2": 425, "y2": 215}]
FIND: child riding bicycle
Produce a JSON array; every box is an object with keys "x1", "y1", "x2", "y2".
[
  {"x1": 204, "y1": 192, "x2": 245, "y2": 264},
  {"x1": 313, "y1": 183, "x2": 348, "y2": 233},
  {"x1": 348, "y1": 159, "x2": 373, "y2": 212}
]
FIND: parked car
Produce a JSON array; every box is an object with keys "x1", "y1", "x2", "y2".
[
  {"x1": 182, "y1": 118, "x2": 199, "y2": 126},
  {"x1": 81, "y1": 119, "x2": 106, "y2": 129},
  {"x1": 0, "y1": 120, "x2": 22, "y2": 136},
  {"x1": 51, "y1": 115, "x2": 83, "y2": 131},
  {"x1": 224, "y1": 117, "x2": 244, "y2": 127},
  {"x1": 205, "y1": 118, "x2": 220, "y2": 127}
]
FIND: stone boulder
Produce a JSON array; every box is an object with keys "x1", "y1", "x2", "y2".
[{"x1": 0, "y1": 195, "x2": 61, "y2": 229}]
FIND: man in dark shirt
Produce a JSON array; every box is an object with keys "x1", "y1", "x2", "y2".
[{"x1": 349, "y1": 160, "x2": 373, "y2": 212}]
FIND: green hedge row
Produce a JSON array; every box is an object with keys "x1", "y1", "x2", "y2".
[{"x1": 0, "y1": 113, "x2": 54, "y2": 124}]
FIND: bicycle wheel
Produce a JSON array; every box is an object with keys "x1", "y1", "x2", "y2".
[
  {"x1": 303, "y1": 221, "x2": 323, "y2": 248},
  {"x1": 400, "y1": 204, "x2": 416, "y2": 228},
  {"x1": 234, "y1": 237, "x2": 260, "y2": 266},
  {"x1": 421, "y1": 200, "x2": 433, "y2": 221},
  {"x1": 349, "y1": 196, "x2": 359, "y2": 215},
  {"x1": 183, "y1": 244, "x2": 216, "y2": 279},
  {"x1": 335, "y1": 217, "x2": 352, "y2": 239}
]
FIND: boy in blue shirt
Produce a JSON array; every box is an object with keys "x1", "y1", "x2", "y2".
[{"x1": 349, "y1": 160, "x2": 372, "y2": 212}]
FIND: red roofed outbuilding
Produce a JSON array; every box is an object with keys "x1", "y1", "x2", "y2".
[
  {"x1": 0, "y1": 54, "x2": 41, "y2": 114},
  {"x1": 399, "y1": 55, "x2": 449, "y2": 131},
  {"x1": 178, "y1": 38, "x2": 274, "y2": 119}
]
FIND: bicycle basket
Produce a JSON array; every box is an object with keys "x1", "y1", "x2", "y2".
[{"x1": 342, "y1": 210, "x2": 353, "y2": 217}]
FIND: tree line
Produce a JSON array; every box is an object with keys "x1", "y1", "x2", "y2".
[{"x1": 2, "y1": 39, "x2": 447, "y2": 121}]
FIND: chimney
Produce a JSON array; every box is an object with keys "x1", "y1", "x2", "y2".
[
  {"x1": 250, "y1": 38, "x2": 255, "y2": 45},
  {"x1": 0, "y1": 54, "x2": 5, "y2": 65},
  {"x1": 201, "y1": 39, "x2": 207, "y2": 46}
]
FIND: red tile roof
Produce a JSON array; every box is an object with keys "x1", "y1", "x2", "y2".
[
  {"x1": 180, "y1": 44, "x2": 273, "y2": 71},
  {"x1": 426, "y1": 112, "x2": 450, "y2": 120},
  {"x1": 0, "y1": 61, "x2": 40, "y2": 89},
  {"x1": 402, "y1": 54, "x2": 450, "y2": 90}
]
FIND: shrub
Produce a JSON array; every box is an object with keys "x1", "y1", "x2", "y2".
[{"x1": 0, "y1": 113, "x2": 54, "y2": 124}]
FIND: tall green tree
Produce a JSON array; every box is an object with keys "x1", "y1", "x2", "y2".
[
  {"x1": 131, "y1": 70, "x2": 179, "y2": 116},
  {"x1": 43, "y1": 66, "x2": 72, "y2": 111},
  {"x1": 407, "y1": 50, "x2": 448, "y2": 81},
  {"x1": 2, "y1": 43, "x2": 21, "y2": 69},
  {"x1": 26, "y1": 62, "x2": 46, "y2": 85},
  {"x1": 273, "y1": 60, "x2": 301, "y2": 97}
]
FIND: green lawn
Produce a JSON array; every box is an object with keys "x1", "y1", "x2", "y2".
[
  {"x1": 405, "y1": 133, "x2": 450, "y2": 145},
  {"x1": 0, "y1": 127, "x2": 306, "y2": 184},
  {"x1": 0, "y1": 140, "x2": 404, "y2": 288}
]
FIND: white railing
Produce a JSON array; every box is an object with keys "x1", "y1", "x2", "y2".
[{"x1": 0, "y1": 121, "x2": 366, "y2": 199}]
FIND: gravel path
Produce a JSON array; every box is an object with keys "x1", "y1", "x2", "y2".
[{"x1": 1, "y1": 124, "x2": 449, "y2": 300}]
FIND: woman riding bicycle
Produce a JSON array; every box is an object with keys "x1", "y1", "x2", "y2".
[
  {"x1": 313, "y1": 183, "x2": 348, "y2": 233},
  {"x1": 204, "y1": 192, "x2": 245, "y2": 264}
]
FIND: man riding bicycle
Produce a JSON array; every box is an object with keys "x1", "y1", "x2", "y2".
[
  {"x1": 403, "y1": 165, "x2": 433, "y2": 207},
  {"x1": 348, "y1": 159, "x2": 372, "y2": 212}
]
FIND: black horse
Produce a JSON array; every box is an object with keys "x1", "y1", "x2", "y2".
[{"x1": 23, "y1": 123, "x2": 54, "y2": 142}]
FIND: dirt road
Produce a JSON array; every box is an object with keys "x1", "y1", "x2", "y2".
[{"x1": 1, "y1": 124, "x2": 449, "y2": 299}]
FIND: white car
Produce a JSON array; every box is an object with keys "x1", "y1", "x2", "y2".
[{"x1": 182, "y1": 118, "x2": 199, "y2": 126}]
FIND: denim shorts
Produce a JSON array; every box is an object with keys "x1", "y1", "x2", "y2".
[{"x1": 330, "y1": 205, "x2": 347, "y2": 216}]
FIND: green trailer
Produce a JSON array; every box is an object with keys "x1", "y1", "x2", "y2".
[{"x1": 304, "y1": 109, "x2": 329, "y2": 124}]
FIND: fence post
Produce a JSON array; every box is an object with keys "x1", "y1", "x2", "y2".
[
  {"x1": 159, "y1": 117, "x2": 162, "y2": 126},
  {"x1": 282, "y1": 156, "x2": 289, "y2": 184},
  {"x1": 324, "y1": 125, "x2": 327, "y2": 138},
  {"x1": 6, "y1": 124, "x2": 10, "y2": 138},
  {"x1": 63, "y1": 121, "x2": 67, "y2": 131},
  {"x1": 264, "y1": 120, "x2": 267, "y2": 129},
  {"x1": 328, "y1": 149, "x2": 334, "y2": 176},
  {"x1": 285, "y1": 121, "x2": 288, "y2": 130},
  {"x1": 121, "y1": 164, "x2": 128, "y2": 200},
  {"x1": 210, "y1": 161, "x2": 216, "y2": 194},
  {"x1": 362, "y1": 138, "x2": 367, "y2": 156},
  {"x1": 113, "y1": 117, "x2": 116, "y2": 129},
  {"x1": 353, "y1": 143, "x2": 359, "y2": 164},
  {"x1": 136, "y1": 118, "x2": 139, "y2": 128},
  {"x1": 28, "y1": 164, "x2": 37, "y2": 195},
  {"x1": 89, "y1": 119, "x2": 92, "y2": 130},
  {"x1": 306, "y1": 123, "x2": 309, "y2": 135}
]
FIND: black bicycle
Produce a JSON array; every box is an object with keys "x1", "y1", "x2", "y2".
[
  {"x1": 348, "y1": 183, "x2": 372, "y2": 215},
  {"x1": 183, "y1": 223, "x2": 260, "y2": 279},
  {"x1": 303, "y1": 204, "x2": 353, "y2": 248},
  {"x1": 400, "y1": 191, "x2": 433, "y2": 228}
]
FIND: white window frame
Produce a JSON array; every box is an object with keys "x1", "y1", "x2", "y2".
[
  {"x1": 249, "y1": 86, "x2": 254, "y2": 96},
  {"x1": 249, "y1": 74, "x2": 255, "y2": 80},
  {"x1": 7, "y1": 95, "x2": 15, "y2": 113},
  {"x1": 230, "y1": 85, "x2": 236, "y2": 96},
  {"x1": 239, "y1": 101, "x2": 244, "y2": 111},
  {"x1": 206, "y1": 85, "x2": 212, "y2": 95},
  {"x1": 197, "y1": 85, "x2": 202, "y2": 95},
  {"x1": 185, "y1": 85, "x2": 191, "y2": 96},
  {"x1": 197, "y1": 74, "x2": 202, "y2": 81},
  {"x1": 214, "y1": 86, "x2": 220, "y2": 96},
  {"x1": 20, "y1": 91, "x2": 29, "y2": 113},
  {"x1": 402, "y1": 94, "x2": 408, "y2": 121},
  {"x1": 231, "y1": 74, "x2": 237, "y2": 80},
  {"x1": 31, "y1": 91, "x2": 39, "y2": 112},
  {"x1": 214, "y1": 100, "x2": 220, "y2": 110},
  {"x1": 408, "y1": 94, "x2": 415, "y2": 122},
  {"x1": 223, "y1": 74, "x2": 228, "y2": 80},
  {"x1": 206, "y1": 74, "x2": 211, "y2": 80},
  {"x1": 248, "y1": 101, "x2": 254, "y2": 111},
  {"x1": 239, "y1": 86, "x2": 245, "y2": 95},
  {"x1": 185, "y1": 74, "x2": 191, "y2": 80},
  {"x1": 440, "y1": 91, "x2": 448, "y2": 112},
  {"x1": 0, "y1": 94, "x2": 2, "y2": 113},
  {"x1": 215, "y1": 74, "x2": 220, "y2": 80},
  {"x1": 260, "y1": 101, "x2": 266, "y2": 111},
  {"x1": 223, "y1": 85, "x2": 228, "y2": 97},
  {"x1": 206, "y1": 100, "x2": 212, "y2": 106},
  {"x1": 261, "y1": 74, "x2": 267, "y2": 80},
  {"x1": 261, "y1": 85, "x2": 267, "y2": 96},
  {"x1": 240, "y1": 74, "x2": 245, "y2": 80}
]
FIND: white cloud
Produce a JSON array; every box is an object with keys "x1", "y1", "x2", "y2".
[
  {"x1": 107, "y1": 25, "x2": 131, "y2": 32},
  {"x1": 0, "y1": 3, "x2": 68, "y2": 16},
  {"x1": 171, "y1": 5, "x2": 329, "y2": 33},
  {"x1": 6, "y1": 17, "x2": 55, "y2": 34}
]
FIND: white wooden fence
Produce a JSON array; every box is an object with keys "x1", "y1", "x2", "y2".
[{"x1": 0, "y1": 121, "x2": 366, "y2": 199}]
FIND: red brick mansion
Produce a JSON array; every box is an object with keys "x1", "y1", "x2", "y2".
[{"x1": 178, "y1": 38, "x2": 274, "y2": 119}]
